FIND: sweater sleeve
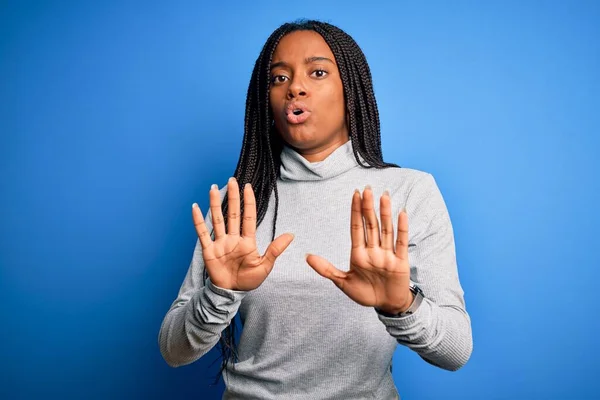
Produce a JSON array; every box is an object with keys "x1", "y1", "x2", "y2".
[
  {"x1": 158, "y1": 210, "x2": 248, "y2": 367},
  {"x1": 376, "y1": 173, "x2": 473, "y2": 371}
]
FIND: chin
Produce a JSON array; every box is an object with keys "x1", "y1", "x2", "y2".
[{"x1": 279, "y1": 127, "x2": 318, "y2": 149}]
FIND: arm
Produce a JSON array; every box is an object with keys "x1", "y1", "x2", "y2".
[
  {"x1": 159, "y1": 179, "x2": 294, "y2": 367},
  {"x1": 158, "y1": 210, "x2": 247, "y2": 367},
  {"x1": 377, "y1": 173, "x2": 473, "y2": 371}
]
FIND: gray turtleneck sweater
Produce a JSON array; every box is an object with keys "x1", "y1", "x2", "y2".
[{"x1": 159, "y1": 140, "x2": 472, "y2": 399}]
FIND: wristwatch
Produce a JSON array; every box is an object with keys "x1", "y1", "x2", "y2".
[{"x1": 376, "y1": 284, "x2": 424, "y2": 318}]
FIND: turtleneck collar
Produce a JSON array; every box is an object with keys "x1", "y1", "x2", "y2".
[{"x1": 279, "y1": 139, "x2": 364, "y2": 182}]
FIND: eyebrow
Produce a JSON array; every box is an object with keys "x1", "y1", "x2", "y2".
[{"x1": 270, "y1": 56, "x2": 335, "y2": 70}]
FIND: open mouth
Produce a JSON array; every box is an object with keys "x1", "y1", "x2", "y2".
[
  {"x1": 286, "y1": 109, "x2": 310, "y2": 124},
  {"x1": 285, "y1": 102, "x2": 311, "y2": 124}
]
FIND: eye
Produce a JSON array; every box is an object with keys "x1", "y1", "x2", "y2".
[
  {"x1": 271, "y1": 75, "x2": 289, "y2": 85},
  {"x1": 311, "y1": 69, "x2": 328, "y2": 79}
]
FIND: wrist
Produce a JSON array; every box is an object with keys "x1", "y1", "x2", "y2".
[
  {"x1": 379, "y1": 292, "x2": 415, "y2": 315},
  {"x1": 376, "y1": 284, "x2": 424, "y2": 317}
]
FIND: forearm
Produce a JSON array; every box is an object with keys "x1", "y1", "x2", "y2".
[
  {"x1": 377, "y1": 298, "x2": 472, "y2": 371},
  {"x1": 159, "y1": 279, "x2": 246, "y2": 367},
  {"x1": 378, "y1": 172, "x2": 473, "y2": 370}
]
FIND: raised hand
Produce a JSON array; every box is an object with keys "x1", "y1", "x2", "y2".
[
  {"x1": 192, "y1": 177, "x2": 294, "y2": 291},
  {"x1": 305, "y1": 186, "x2": 413, "y2": 314}
]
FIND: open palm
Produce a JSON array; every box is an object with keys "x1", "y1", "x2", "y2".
[
  {"x1": 306, "y1": 186, "x2": 413, "y2": 314},
  {"x1": 192, "y1": 178, "x2": 294, "y2": 291}
]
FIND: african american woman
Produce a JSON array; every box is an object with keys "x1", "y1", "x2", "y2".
[{"x1": 159, "y1": 19, "x2": 473, "y2": 400}]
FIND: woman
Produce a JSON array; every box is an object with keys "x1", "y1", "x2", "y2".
[{"x1": 159, "y1": 19, "x2": 472, "y2": 399}]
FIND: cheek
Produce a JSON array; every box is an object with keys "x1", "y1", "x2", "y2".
[
  {"x1": 269, "y1": 91, "x2": 276, "y2": 112},
  {"x1": 335, "y1": 82, "x2": 346, "y2": 112},
  {"x1": 270, "y1": 90, "x2": 284, "y2": 124},
  {"x1": 269, "y1": 87, "x2": 285, "y2": 111},
  {"x1": 319, "y1": 83, "x2": 346, "y2": 122}
]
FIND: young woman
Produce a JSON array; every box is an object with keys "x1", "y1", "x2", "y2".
[{"x1": 159, "y1": 19, "x2": 472, "y2": 400}]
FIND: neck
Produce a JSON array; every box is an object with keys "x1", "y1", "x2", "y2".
[{"x1": 286, "y1": 130, "x2": 350, "y2": 163}]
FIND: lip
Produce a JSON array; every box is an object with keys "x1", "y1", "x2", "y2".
[{"x1": 285, "y1": 101, "x2": 311, "y2": 125}]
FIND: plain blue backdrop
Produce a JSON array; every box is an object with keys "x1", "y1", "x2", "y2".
[{"x1": 1, "y1": 0, "x2": 599, "y2": 399}]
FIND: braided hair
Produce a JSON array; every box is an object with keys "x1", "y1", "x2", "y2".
[{"x1": 205, "y1": 19, "x2": 400, "y2": 385}]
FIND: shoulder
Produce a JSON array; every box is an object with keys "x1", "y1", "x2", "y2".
[
  {"x1": 369, "y1": 165, "x2": 436, "y2": 198},
  {"x1": 398, "y1": 168, "x2": 439, "y2": 197},
  {"x1": 364, "y1": 164, "x2": 431, "y2": 182},
  {"x1": 392, "y1": 166, "x2": 432, "y2": 185},
  {"x1": 375, "y1": 166, "x2": 449, "y2": 220}
]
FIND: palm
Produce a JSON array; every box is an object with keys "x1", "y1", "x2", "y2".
[
  {"x1": 193, "y1": 178, "x2": 294, "y2": 291},
  {"x1": 306, "y1": 187, "x2": 412, "y2": 313}
]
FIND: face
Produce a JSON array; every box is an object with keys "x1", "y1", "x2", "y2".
[{"x1": 269, "y1": 30, "x2": 349, "y2": 161}]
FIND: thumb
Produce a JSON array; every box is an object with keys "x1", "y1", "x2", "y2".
[
  {"x1": 261, "y1": 233, "x2": 295, "y2": 270},
  {"x1": 305, "y1": 254, "x2": 347, "y2": 287}
]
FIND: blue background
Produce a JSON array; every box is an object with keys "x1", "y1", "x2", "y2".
[{"x1": 1, "y1": 0, "x2": 599, "y2": 399}]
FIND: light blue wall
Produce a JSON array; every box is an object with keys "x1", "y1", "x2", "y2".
[{"x1": 2, "y1": 1, "x2": 599, "y2": 398}]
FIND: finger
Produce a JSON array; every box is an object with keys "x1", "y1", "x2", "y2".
[
  {"x1": 362, "y1": 186, "x2": 381, "y2": 248},
  {"x1": 380, "y1": 191, "x2": 394, "y2": 251},
  {"x1": 305, "y1": 254, "x2": 347, "y2": 288},
  {"x1": 395, "y1": 208, "x2": 410, "y2": 261},
  {"x1": 209, "y1": 184, "x2": 226, "y2": 239},
  {"x1": 227, "y1": 177, "x2": 241, "y2": 236},
  {"x1": 261, "y1": 233, "x2": 295, "y2": 273},
  {"x1": 350, "y1": 189, "x2": 365, "y2": 249},
  {"x1": 192, "y1": 203, "x2": 213, "y2": 249},
  {"x1": 241, "y1": 183, "x2": 257, "y2": 237}
]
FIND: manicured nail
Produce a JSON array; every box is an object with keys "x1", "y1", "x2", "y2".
[
  {"x1": 192, "y1": 203, "x2": 197, "y2": 209},
  {"x1": 211, "y1": 184, "x2": 217, "y2": 190}
]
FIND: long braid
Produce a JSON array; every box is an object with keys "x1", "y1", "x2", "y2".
[{"x1": 205, "y1": 19, "x2": 400, "y2": 386}]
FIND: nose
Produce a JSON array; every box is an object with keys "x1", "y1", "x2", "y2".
[{"x1": 287, "y1": 76, "x2": 307, "y2": 100}]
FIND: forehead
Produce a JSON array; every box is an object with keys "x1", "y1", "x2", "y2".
[{"x1": 272, "y1": 30, "x2": 335, "y2": 61}]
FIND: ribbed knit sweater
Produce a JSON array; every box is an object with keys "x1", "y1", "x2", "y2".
[{"x1": 159, "y1": 139, "x2": 472, "y2": 399}]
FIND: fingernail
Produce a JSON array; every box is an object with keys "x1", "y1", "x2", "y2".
[
  {"x1": 192, "y1": 203, "x2": 197, "y2": 209},
  {"x1": 364, "y1": 185, "x2": 372, "y2": 191},
  {"x1": 245, "y1": 183, "x2": 251, "y2": 189},
  {"x1": 305, "y1": 253, "x2": 311, "y2": 260},
  {"x1": 229, "y1": 177, "x2": 236, "y2": 183},
  {"x1": 383, "y1": 190, "x2": 390, "y2": 197},
  {"x1": 402, "y1": 207, "x2": 407, "y2": 213},
  {"x1": 211, "y1": 184, "x2": 217, "y2": 190}
]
